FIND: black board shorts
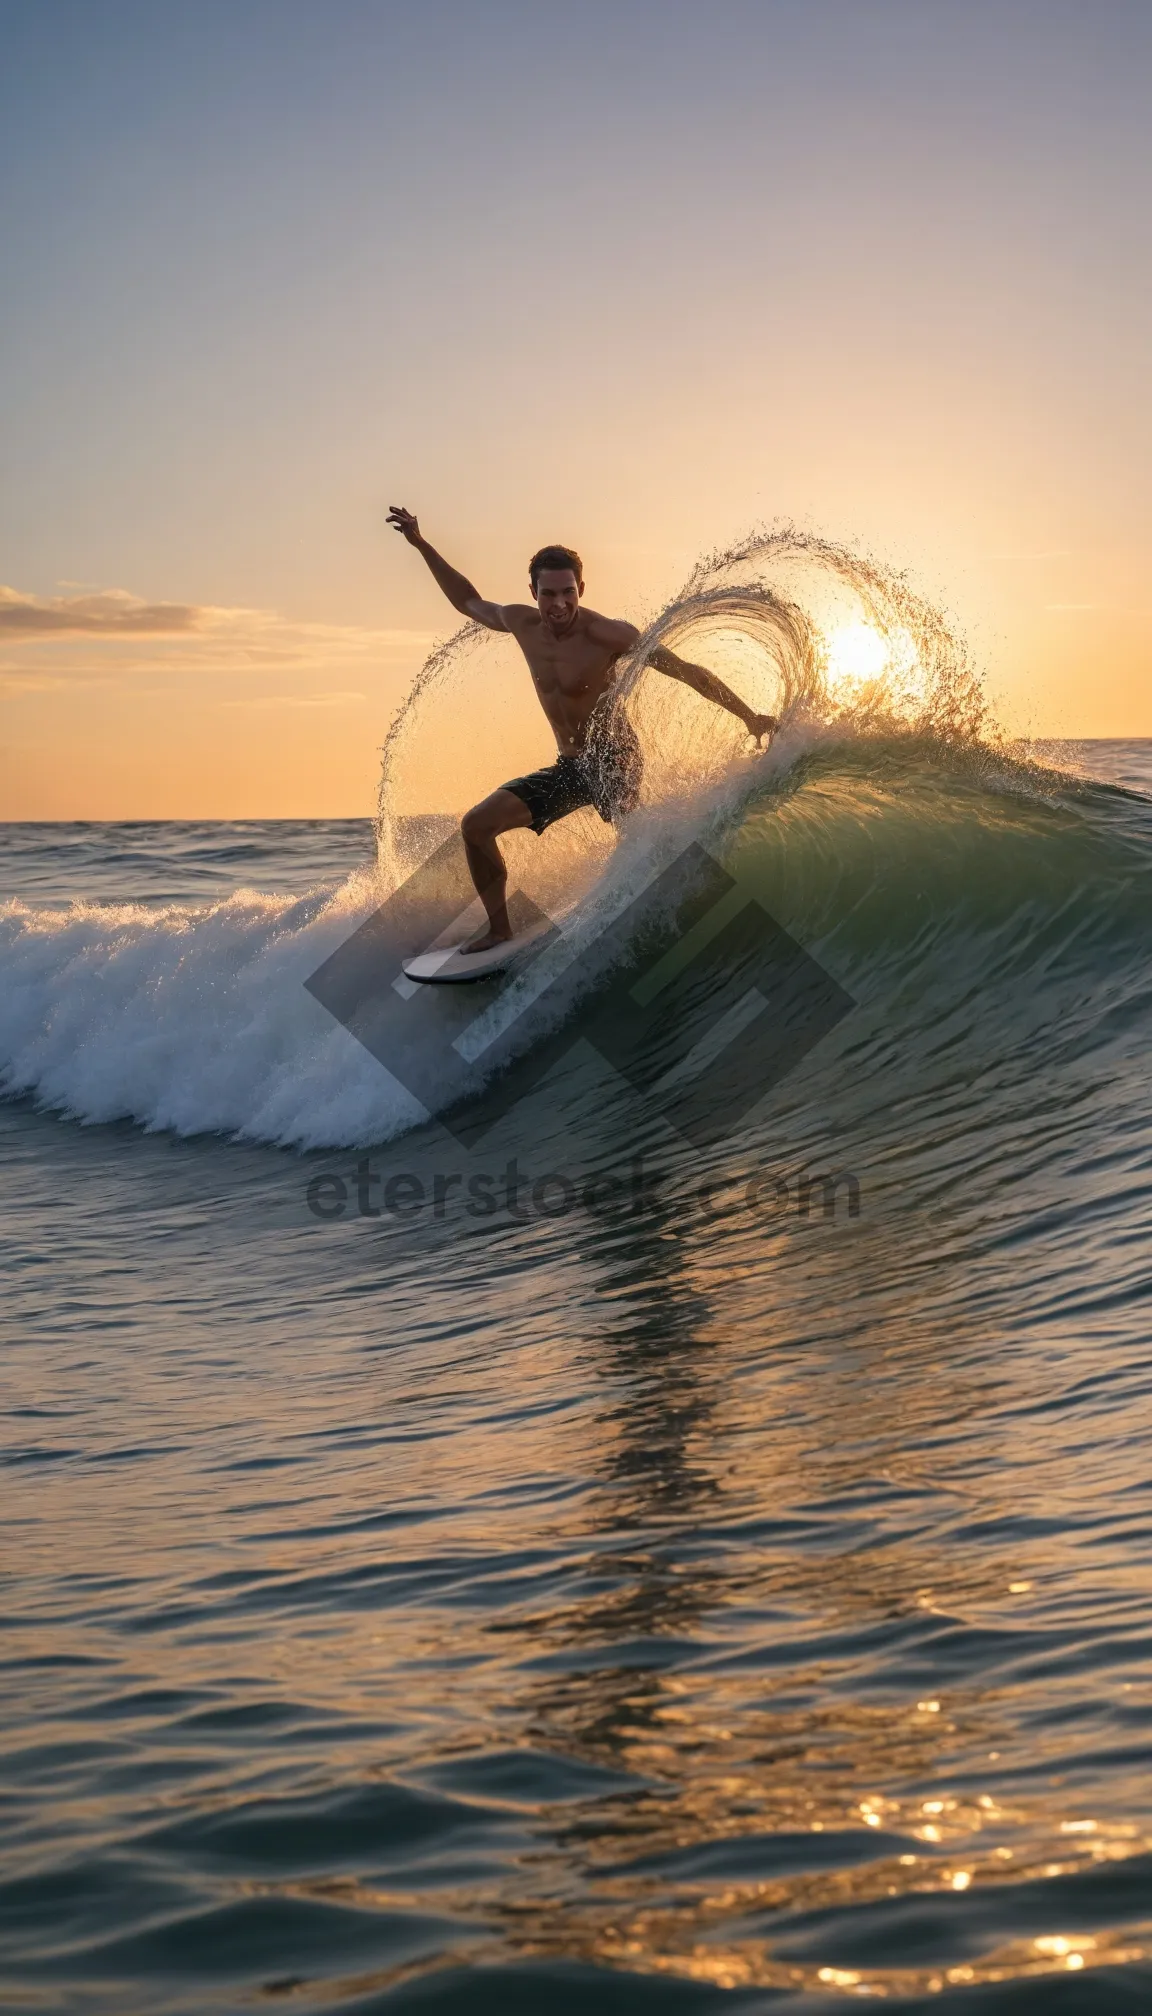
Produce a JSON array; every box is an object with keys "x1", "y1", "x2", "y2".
[{"x1": 502, "y1": 707, "x2": 642, "y2": 835}]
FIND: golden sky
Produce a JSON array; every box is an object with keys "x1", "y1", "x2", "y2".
[{"x1": 2, "y1": 1, "x2": 1149, "y2": 818}]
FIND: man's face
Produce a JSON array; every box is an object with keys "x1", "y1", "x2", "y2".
[{"x1": 534, "y1": 568, "x2": 582, "y2": 633}]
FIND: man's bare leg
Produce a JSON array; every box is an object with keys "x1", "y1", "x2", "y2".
[{"x1": 459, "y1": 789, "x2": 534, "y2": 951}]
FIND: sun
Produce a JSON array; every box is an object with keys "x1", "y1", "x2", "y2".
[{"x1": 825, "y1": 621, "x2": 891, "y2": 688}]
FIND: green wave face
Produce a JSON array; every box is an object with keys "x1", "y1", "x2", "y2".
[{"x1": 725, "y1": 742, "x2": 1152, "y2": 984}]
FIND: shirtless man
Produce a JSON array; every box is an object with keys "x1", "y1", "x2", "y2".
[{"x1": 388, "y1": 507, "x2": 777, "y2": 950}]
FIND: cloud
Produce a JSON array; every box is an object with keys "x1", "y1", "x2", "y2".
[
  {"x1": 0, "y1": 583, "x2": 436, "y2": 664},
  {"x1": 0, "y1": 671, "x2": 120, "y2": 695},
  {"x1": 0, "y1": 581, "x2": 440, "y2": 720},
  {"x1": 0, "y1": 586, "x2": 204, "y2": 635},
  {"x1": 984, "y1": 550, "x2": 1073, "y2": 562}
]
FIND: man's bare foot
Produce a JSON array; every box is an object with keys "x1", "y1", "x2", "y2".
[{"x1": 463, "y1": 926, "x2": 514, "y2": 954}]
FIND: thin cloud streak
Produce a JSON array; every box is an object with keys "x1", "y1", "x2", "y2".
[
  {"x1": 0, "y1": 583, "x2": 436, "y2": 701},
  {"x1": 0, "y1": 583, "x2": 435, "y2": 653},
  {"x1": 219, "y1": 691, "x2": 368, "y2": 710},
  {"x1": 0, "y1": 587, "x2": 202, "y2": 635}
]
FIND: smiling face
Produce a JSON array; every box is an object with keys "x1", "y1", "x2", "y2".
[{"x1": 533, "y1": 566, "x2": 583, "y2": 635}]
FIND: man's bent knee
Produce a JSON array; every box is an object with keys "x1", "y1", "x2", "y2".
[
  {"x1": 461, "y1": 793, "x2": 529, "y2": 846},
  {"x1": 461, "y1": 804, "x2": 500, "y2": 847}
]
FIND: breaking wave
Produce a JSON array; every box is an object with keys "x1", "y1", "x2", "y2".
[{"x1": 2, "y1": 531, "x2": 1149, "y2": 1151}]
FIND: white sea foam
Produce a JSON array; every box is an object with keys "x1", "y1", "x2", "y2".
[{"x1": 0, "y1": 878, "x2": 428, "y2": 1150}]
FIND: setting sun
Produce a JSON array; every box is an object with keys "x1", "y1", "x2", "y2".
[{"x1": 825, "y1": 621, "x2": 891, "y2": 688}]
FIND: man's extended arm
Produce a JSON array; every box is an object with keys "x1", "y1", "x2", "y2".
[
  {"x1": 387, "y1": 506, "x2": 508, "y2": 631},
  {"x1": 648, "y1": 644, "x2": 777, "y2": 744}
]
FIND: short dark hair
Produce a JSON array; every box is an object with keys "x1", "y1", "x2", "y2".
[{"x1": 529, "y1": 544, "x2": 583, "y2": 592}]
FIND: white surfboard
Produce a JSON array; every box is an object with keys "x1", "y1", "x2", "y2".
[{"x1": 401, "y1": 928, "x2": 545, "y2": 985}]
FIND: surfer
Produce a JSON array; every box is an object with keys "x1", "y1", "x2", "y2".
[{"x1": 388, "y1": 508, "x2": 777, "y2": 950}]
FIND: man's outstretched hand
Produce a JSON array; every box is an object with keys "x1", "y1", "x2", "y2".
[
  {"x1": 747, "y1": 712, "x2": 779, "y2": 745},
  {"x1": 387, "y1": 505, "x2": 421, "y2": 544}
]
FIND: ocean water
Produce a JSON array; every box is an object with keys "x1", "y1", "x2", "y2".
[{"x1": 4, "y1": 570, "x2": 1152, "y2": 2015}]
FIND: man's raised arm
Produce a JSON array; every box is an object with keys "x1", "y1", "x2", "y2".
[
  {"x1": 648, "y1": 643, "x2": 778, "y2": 745},
  {"x1": 387, "y1": 506, "x2": 508, "y2": 631}
]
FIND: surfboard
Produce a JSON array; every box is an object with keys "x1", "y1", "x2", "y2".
[{"x1": 401, "y1": 929, "x2": 543, "y2": 984}]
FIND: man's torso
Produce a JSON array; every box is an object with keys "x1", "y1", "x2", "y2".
[{"x1": 502, "y1": 606, "x2": 635, "y2": 755}]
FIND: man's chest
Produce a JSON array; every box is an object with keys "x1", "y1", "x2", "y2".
[{"x1": 521, "y1": 639, "x2": 614, "y2": 698}]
